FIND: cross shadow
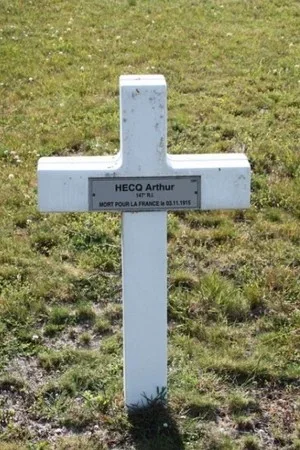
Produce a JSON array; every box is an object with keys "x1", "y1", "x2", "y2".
[{"x1": 127, "y1": 399, "x2": 184, "y2": 450}]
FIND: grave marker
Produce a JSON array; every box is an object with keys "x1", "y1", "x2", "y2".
[{"x1": 38, "y1": 75, "x2": 250, "y2": 407}]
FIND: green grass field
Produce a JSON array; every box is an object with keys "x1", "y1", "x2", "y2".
[{"x1": 0, "y1": 0, "x2": 299, "y2": 448}]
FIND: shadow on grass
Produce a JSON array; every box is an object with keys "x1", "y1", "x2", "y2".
[{"x1": 128, "y1": 401, "x2": 184, "y2": 450}]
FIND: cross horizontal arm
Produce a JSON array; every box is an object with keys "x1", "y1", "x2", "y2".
[{"x1": 38, "y1": 153, "x2": 250, "y2": 212}]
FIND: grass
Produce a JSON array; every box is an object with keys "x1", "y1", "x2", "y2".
[{"x1": 0, "y1": 0, "x2": 300, "y2": 448}]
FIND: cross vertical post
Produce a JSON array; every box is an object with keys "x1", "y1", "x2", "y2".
[{"x1": 120, "y1": 76, "x2": 168, "y2": 406}]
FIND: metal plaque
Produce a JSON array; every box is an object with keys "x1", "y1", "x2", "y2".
[{"x1": 89, "y1": 176, "x2": 201, "y2": 212}]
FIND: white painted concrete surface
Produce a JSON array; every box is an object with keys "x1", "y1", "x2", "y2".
[
  {"x1": 37, "y1": 74, "x2": 251, "y2": 407},
  {"x1": 38, "y1": 154, "x2": 250, "y2": 212},
  {"x1": 120, "y1": 76, "x2": 168, "y2": 406},
  {"x1": 38, "y1": 76, "x2": 250, "y2": 213},
  {"x1": 122, "y1": 212, "x2": 167, "y2": 406}
]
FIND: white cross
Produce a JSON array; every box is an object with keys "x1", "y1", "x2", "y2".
[{"x1": 38, "y1": 75, "x2": 250, "y2": 407}]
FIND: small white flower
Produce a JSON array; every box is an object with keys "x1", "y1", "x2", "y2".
[
  {"x1": 28, "y1": 77, "x2": 34, "y2": 82},
  {"x1": 8, "y1": 174, "x2": 14, "y2": 180},
  {"x1": 163, "y1": 422, "x2": 168, "y2": 428},
  {"x1": 132, "y1": 40, "x2": 137, "y2": 44},
  {"x1": 80, "y1": 66, "x2": 85, "y2": 71},
  {"x1": 116, "y1": 35, "x2": 121, "y2": 40}
]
